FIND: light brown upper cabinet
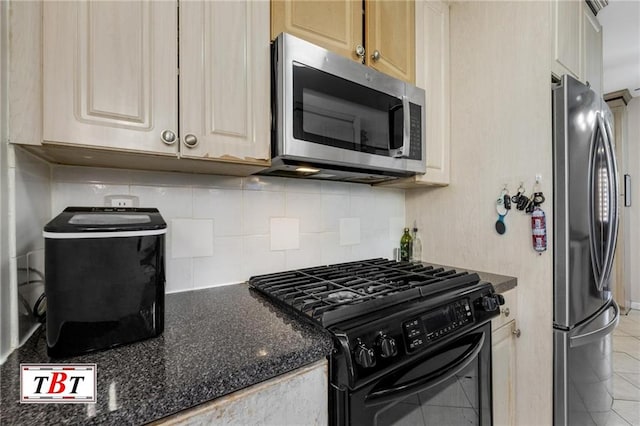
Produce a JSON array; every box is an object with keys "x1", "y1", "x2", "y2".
[
  {"x1": 271, "y1": 1, "x2": 363, "y2": 62},
  {"x1": 271, "y1": 0, "x2": 415, "y2": 83},
  {"x1": 365, "y1": 1, "x2": 415, "y2": 83},
  {"x1": 38, "y1": 0, "x2": 269, "y2": 173}
]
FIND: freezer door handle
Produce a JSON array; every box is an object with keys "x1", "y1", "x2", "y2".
[{"x1": 570, "y1": 300, "x2": 619, "y2": 348}]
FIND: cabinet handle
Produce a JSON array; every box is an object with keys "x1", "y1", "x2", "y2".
[
  {"x1": 183, "y1": 134, "x2": 199, "y2": 148},
  {"x1": 512, "y1": 327, "x2": 521, "y2": 338},
  {"x1": 371, "y1": 50, "x2": 381, "y2": 62},
  {"x1": 355, "y1": 45, "x2": 365, "y2": 59},
  {"x1": 502, "y1": 307, "x2": 510, "y2": 317},
  {"x1": 160, "y1": 130, "x2": 177, "y2": 145}
]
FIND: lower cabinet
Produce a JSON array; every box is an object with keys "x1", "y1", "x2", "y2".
[
  {"x1": 154, "y1": 360, "x2": 328, "y2": 425},
  {"x1": 492, "y1": 289, "x2": 518, "y2": 426}
]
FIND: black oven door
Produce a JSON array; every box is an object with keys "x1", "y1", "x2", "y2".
[{"x1": 347, "y1": 322, "x2": 492, "y2": 426}]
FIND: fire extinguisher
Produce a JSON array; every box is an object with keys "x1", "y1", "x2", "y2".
[{"x1": 531, "y1": 207, "x2": 547, "y2": 253}]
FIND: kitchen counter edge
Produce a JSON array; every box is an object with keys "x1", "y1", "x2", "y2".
[{"x1": 0, "y1": 283, "x2": 334, "y2": 425}]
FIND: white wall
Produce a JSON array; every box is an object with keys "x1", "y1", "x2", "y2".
[
  {"x1": 50, "y1": 166, "x2": 406, "y2": 292},
  {"x1": 626, "y1": 97, "x2": 640, "y2": 306},
  {"x1": 406, "y1": 1, "x2": 553, "y2": 424}
]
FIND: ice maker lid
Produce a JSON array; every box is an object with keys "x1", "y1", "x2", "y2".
[
  {"x1": 44, "y1": 207, "x2": 167, "y2": 236},
  {"x1": 68, "y1": 213, "x2": 152, "y2": 225}
]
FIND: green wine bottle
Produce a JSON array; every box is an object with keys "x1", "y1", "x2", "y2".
[{"x1": 400, "y1": 228, "x2": 412, "y2": 261}]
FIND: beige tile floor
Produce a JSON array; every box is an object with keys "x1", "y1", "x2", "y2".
[{"x1": 611, "y1": 309, "x2": 640, "y2": 425}]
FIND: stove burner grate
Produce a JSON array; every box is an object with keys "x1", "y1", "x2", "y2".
[{"x1": 249, "y1": 258, "x2": 481, "y2": 327}]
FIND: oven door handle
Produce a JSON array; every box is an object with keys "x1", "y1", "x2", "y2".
[{"x1": 364, "y1": 332, "x2": 485, "y2": 407}]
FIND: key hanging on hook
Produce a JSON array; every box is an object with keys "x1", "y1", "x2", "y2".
[
  {"x1": 503, "y1": 184, "x2": 511, "y2": 210},
  {"x1": 495, "y1": 187, "x2": 509, "y2": 235},
  {"x1": 532, "y1": 176, "x2": 545, "y2": 207}
]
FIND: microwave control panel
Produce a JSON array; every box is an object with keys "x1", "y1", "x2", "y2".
[{"x1": 409, "y1": 103, "x2": 422, "y2": 161}]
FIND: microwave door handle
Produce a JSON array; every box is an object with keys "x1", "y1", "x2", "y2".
[
  {"x1": 364, "y1": 332, "x2": 485, "y2": 407},
  {"x1": 391, "y1": 96, "x2": 411, "y2": 158}
]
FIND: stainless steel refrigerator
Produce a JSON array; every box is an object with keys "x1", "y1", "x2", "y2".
[{"x1": 553, "y1": 75, "x2": 620, "y2": 426}]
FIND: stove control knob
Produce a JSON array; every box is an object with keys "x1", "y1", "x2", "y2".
[
  {"x1": 377, "y1": 334, "x2": 398, "y2": 358},
  {"x1": 354, "y1": 342, "x2": 376, "y2": 368},
  {"x1": 481, "y1": 294, "x2": 504, "y2": 312}
]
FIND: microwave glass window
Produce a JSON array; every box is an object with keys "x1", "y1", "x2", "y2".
[{"x1": 293, "y1": 62, "x2": 403, "y2": 156}]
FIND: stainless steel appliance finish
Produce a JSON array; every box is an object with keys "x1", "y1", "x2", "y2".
[
  {"x1": 265, "y1": 33, "x2": 426, "y2": 184},
  {"x1": 553, "y1": 75, "x2": 620, "y2": 425}
]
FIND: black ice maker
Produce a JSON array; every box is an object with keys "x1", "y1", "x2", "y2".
[{"x1": 44, "y1": 207, "x2": 167, "y2": 358}]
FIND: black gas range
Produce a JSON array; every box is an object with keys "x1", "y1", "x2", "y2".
[{"x1": 249, "y1": 258, "x2": 503, "y2": 426}]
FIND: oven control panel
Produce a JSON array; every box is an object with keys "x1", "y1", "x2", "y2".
[{"x1": 402, "y1": 299, "x2": 473, "y2": 352}]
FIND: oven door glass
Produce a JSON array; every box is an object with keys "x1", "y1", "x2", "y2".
[
  {"x1": 350, "y1": 323, "x2": 492, "y2": 426},
  {"x1": 292, "y1": 62, "x2": 404, "y2": 156}
]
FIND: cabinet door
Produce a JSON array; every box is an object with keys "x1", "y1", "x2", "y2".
[
  {"x1": 416, "y1": 0, "x2": 449, "y2": 185},
  {"x1": 43, "y1": 1, "x2": 178, "y2": 155},
  {"x1": 271, "y1": 0, "x2": 363, "y2": 62},
  {"x1": 179, "y1": 0, "x2": 270, "y2": 164},
  {"x1": 491, "y1": 288, "x2": 518, "y2": 332},
  {"x1": 551, "y1": 0, "x2": 581, "y2": 79},
  {"x1": 365, "y1": 0, "x2": 415, "y2": 83},
  {"x1": 492, "y1": 321, "x2": 517, "y2": 426},
  {"x1": 582, "y1": 6, "x2": 603, "y2": 98},
  {"x1": 375, "y1": 0, "x2": 448, "y2": 189}
]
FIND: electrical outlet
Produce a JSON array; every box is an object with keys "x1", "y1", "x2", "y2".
[
  {"x1": 111, "y1": 198, "x2": 133, "y2": 207},
  {"x1": 104, "y1": 195, "x2": 139, "y2": 208}
]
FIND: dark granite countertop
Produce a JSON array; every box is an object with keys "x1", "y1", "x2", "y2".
[
  {"x1": 0, "y1": 283, "x2": 334, "y2": 425},
  {"x1": 475, "y1": 270, "x2": 517, "y2": 294},
  {"x1": 420, "y1": 262, "x2": 517, "y2": 294}
]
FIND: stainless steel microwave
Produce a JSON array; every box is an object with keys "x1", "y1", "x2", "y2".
[{"x1": 263, "y1": 33, "x2": 426, "y2": 184}]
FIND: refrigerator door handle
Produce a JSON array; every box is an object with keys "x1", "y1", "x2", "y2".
[
  {"x1": 600, "y1": 115, "x2": 620, "y2": 290},
  {"x1": 587, "y1": 120, "x2": 604, "y2": 291},
  {"x1": 570, "y1": 300, "x2": 619, "y2": 348}
]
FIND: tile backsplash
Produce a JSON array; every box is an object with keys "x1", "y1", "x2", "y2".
[{"x1": 51, "y1": 166, "x2": 406, "y2": 293}]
